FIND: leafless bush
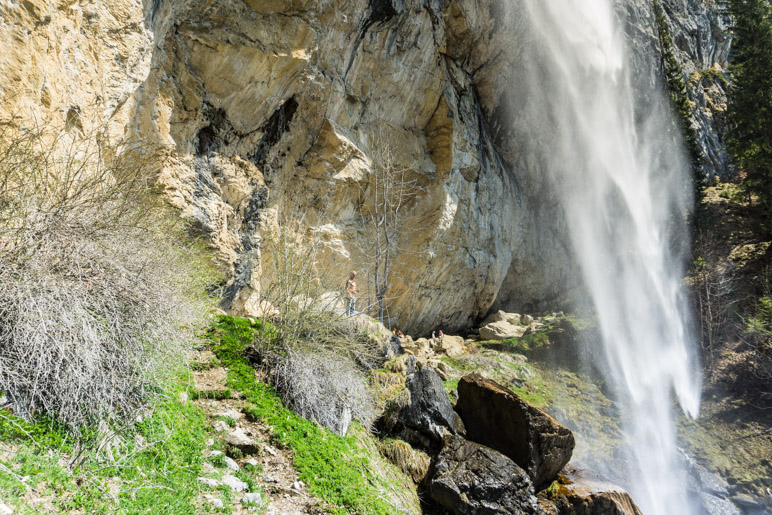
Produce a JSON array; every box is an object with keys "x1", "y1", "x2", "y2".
[
  {"x1": 354, "y1": 129, "x2": 418, "y2": 326},
  {"x1": 251, "y1": 214, "x2": 389, "y2": 434},
  {"x1": 0, "y1": 122, "x2": 215, "y2": 433},
  {"x1": 270, "y1": 346, "x2": 378, "y2": 436},
  {"x1": 691, "y1": 230, "x2": 738, "y2": 368}
]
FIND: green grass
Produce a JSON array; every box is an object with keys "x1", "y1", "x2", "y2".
[
  {"x1": 0, "y1": 372, "x2": 213, "y2": 514},
  {"x1": 207, "y1": 315, "x2": 396, "y2": 514}
]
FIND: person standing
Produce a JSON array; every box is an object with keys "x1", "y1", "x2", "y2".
[{"x1": 346, "y1": 271, "x2": 360, "y2": 316}]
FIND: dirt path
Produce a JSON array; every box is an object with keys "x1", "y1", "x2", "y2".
[{"x1": 190, "y1": 350, "x2": 323, "y2": 514}]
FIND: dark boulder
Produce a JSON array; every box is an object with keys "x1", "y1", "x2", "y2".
[
  {"x1": 385, "y1": 366, "x2": 465, "y2": 445},
  {"x1": 455, "y1": 373, "x2": 574, "y2": 487},
  {"x1": 539, "y1": 465, "x2": 642, "y2": 515},
  {"x1": 426, "y1": 435, "x2": 538, "y2": 514}
]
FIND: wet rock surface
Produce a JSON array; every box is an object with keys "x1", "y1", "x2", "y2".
[
  {"x1": 425, "y1": 434, "x2": 538, "y2": 515},
  {"x1": 455, "y1": 373, "x2": 574, "y2": 488},
  {"x1": 538, "y1": 465, "x2": 642, "y2": 515}
]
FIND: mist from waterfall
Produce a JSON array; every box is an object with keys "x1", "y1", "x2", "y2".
[{"x1": 511, "y1": 0, "x2": 702, "y2": 513}]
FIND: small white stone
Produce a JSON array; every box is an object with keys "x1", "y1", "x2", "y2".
[
  {"x1": 221, "y1": 474, "x2": 249, "y2": 492},
  {"x1": 245, "y1": 458, "x2": 259, "y2": 467},
  {"x1": 202, "y1": 463, "x2": 216, "y2": 474},
  {"x1": 212, "y1": 420, "x2": 229, "y2": 432},
  {"x1": 224, "y1": 456, "x2": 240, "y2": 472},
  {"x1": 207, "y1": 450, "x2": 223, "y2": 457},
  {"x1": 0, "y1": 503, "x2": 13, "y2": 515},
  {"x1": 208, "y1": 498, "x2": 224, "y2": 509},
  {"x1": 242, "y1": 492, "x2": 262, "y2": 505},
  {"x1": 197, "y1": 477, "x2": 221, "y2": 488},
  {"x1": 292, "y1": 481, "x2": 304, "y2": 490}
]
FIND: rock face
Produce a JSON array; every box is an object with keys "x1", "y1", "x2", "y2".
[
  {"x1": 0, "y1": 0, "x2": 731, "y2": 332},
  {"x1": 426, "y1": 434, "x2": 539, "y2": 515},
  {"x1": 455, "y1": 373, "x2": 575, "y2": 488},
  {"x1": 539, "y1": 466, "x2": 643, "y2": 515},
  {"x1": 389, "y1": 366, "x2": 465, "y2": 445}
]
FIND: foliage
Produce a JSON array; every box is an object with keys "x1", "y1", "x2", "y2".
[
  {"x1": 207, "y1": 315, "x2": 396, "y2": 514},
  {"x1": 0, "y1": 374, "x2": 213, "y2": 514},
  {"x1": 0, "y1": 122, "x2": 216, "y2": 434},
  {"x1": 726, "y1": 0, "x2": 772, "y2": 231},
  {"x1": 745, "y1": 294, "x2": 772, "y2": 379},
  {"x1": 653, "y1": 0, "x2": 706, "y2": 206},
  {"x1": 690, "y1": 68, "x2": 730, "y2": 88}
]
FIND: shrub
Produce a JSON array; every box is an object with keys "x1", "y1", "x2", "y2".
[
  {"x1": 250, "y1": 217, "x2": 387, "y2": 435},
  {"x1": 0, "y1": 123, "x2": 215, "y2": 434}
]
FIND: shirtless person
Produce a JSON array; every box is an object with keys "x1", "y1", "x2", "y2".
[{"x1": 346, "y1": 271, "x2": 360, "y2": 316}]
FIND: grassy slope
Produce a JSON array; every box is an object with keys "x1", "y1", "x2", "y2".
[
  {"x1": 207, "y1": 315, "x2": 419, "y2": 515},
  {"x1": 0, "y1": 371, "x2": 214, "y2": 514},
  {"x1": 0, "y1": 315, "x2": 420, "y2": 514}
]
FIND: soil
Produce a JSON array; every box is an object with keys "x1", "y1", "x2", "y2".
[{"x1": 190, "y1": 350, "x2": 327, "y2": 514}]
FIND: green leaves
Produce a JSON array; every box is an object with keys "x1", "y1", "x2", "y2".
[{"x1": 726, "y1": 0, "x2": 772, "y2": 230}]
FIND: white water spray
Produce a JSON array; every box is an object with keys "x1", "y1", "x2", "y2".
[{"x1": 512, "y1": 1, "x2": 702, "y2": 512}]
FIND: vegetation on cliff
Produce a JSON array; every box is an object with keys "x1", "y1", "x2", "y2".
[
  {"x1": 726, "y1": 0, "x2": 772, "y2": 231},
  {"x1": 653, "y1": 0, "x2": 706, "y2": 204}
]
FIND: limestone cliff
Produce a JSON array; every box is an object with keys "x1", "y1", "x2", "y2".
[{"x1": 0, "y1": 0, "x2": 730, "y2": 332}]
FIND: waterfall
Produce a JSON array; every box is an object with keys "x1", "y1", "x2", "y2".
[{"x1": 510, "y1": 0, "x2": 702, "y2": 512}]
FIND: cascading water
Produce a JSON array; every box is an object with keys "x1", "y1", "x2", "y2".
[{"x1": 509, "y1": 0, "x2": 702, "y2": 513}]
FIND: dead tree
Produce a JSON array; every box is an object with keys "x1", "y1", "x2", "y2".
[{"x1": 356, "y1": 133, "x2": 415, "y2": 325}]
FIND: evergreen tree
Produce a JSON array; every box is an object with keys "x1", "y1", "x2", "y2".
[
  {"x1": 726, "y1": 0, "x2": 772, "y2": 231},
  {"x1": 653, "y1": 1, "x2": 706, "y2": 207}
]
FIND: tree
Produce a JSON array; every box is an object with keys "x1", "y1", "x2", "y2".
[
  {"x1": 653, "y1": 0, "x2": 706, "y2": 207},
  {"x1": 726, "y1": 0, "x2": 772, "y2": 231},
  {"x1": 356, "y1": 132, "x2": 415, "y2": 325}
]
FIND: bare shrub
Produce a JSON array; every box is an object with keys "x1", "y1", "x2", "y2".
[
  {"x1": 251, "y1": 214, "x2": 388, "y2": 435},
  {"x1": 0, "y1": 122, "x2": 215, "y2": 433},
  {"x1": 270, "y1": 346, "x2": 378, "y2": 436},
  {"x1": 354, "y1": 130, "x2": 418, "y2": 326}
]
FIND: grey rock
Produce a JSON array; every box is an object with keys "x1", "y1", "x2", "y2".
[
  {"x1": 224, "y1": 456, "x2": 239, "y2": 472},
  {"x1": 699, "y1": 492, "x2": 741, "y2": 515},
  {"x1": 242, "y1": 492, "x2": 262, "y2": 505},
  {"x1": 197, "y1": 477, "x2": 221, "y2": 488},
  {"x1": 680, "y1": 449, "x2": 731, "y2": 498},
  {"x1": 391, "y1": 367, "x2": 465, "y2": 445},
  {"x1": 426, "y1": 435, "x2": 538, "y2": 514},
  {"x1": 225, "y1": 427, "x2": 260, "y2": 455},
  {"x1": 731, "y1": 494, "x2": 771, "y2": 514},
  {"x1": 207, "y1": 497, "x2": 224, "y2": 509},
  {"x1": 221, "y1": 474, "x2": 249, "y2": 492}
]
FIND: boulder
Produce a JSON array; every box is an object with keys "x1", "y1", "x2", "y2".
[
  {"x1": 479, "y1": 320, "x2": 528, "y2": 340},
  {"x1": 482, "y1": 310, "x2": 511, "y2": 326},
  {"x1": 225, "y1": 427, "x2": 261, "y2": 455},
  {"x1": 402, "y1": 337, "x2": 434, "y2": 361},
  {"x1": 426, "y1": 435, "x2": 538, "y2": 514},
  {"x1": 391, "y1": 367, "x2": 465, "y2": 444},
  {"x1": 434, "y1": 335, "x2": 466, "y2": 357},
  {"x1": 455, "y1": 374, "x2": 574, "y2": 487},
  {"x1": 221, "y1": 474, "x2": 249, "y2": 492},
  {"x1": 539, "y1": 465, "x2": 642, "y2": 515}
]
